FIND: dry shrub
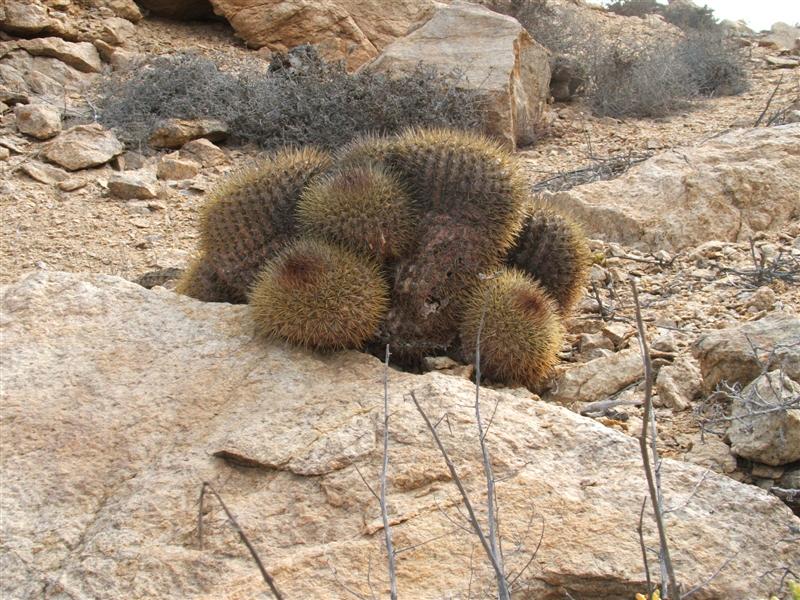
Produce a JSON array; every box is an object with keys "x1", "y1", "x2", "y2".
[
  {"x1": 99, "y1": 47, "x2": 486, "y2": 150},
  {"x1": 491, "y1": 0, "x2": 747, "y2": 118}
]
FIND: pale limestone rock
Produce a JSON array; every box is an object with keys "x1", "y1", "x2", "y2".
[
  {"x1": 1, "y1": 270, "x2": 798, "y2": 598},
  {"x1": 0, "y1": 146, "x2": 9, "y2": 160},
  {"x1": 693, "y1": 312, "x2": 800, "y2": 392},
  {"x1": 578, "y1": 331, "x2": 613, "y2": 353},
  {"x1": 547, "y1": 347, "x2": 644, "y2": 404},
  {"x1": 108, "y1": 169, "x2": 159, "y2": 199},
  {"x1": 601, "y1": 321, "x2": 635, "y2": 348},
  {"x1": 43, "y1": 124, "x2": 123, "y2": 171},
  {"x1": 157, "y1": 153, "x2": 200, "y2": 180},
  {"x1": 112, "y1": 150, "x2": 147, "y2": 171},
  {"x1": 682, "y1": 433, "x2": 738, "y2": 474},
  {"x1": 207, "y1": 0, "x2": 435, "y2": 71},
  {"x1": 655, "y1": 355, "x2": 702, "y2": 411},
  {"x1": 148, "y1": 118, "x2": 228, "y2": 149},
  {"x1": 107, "y1": 47, "x2": 142, "y2": 70},
  {"x1": 0, "y1": 62, "x2": 29, "y2": 105},
  {"x1": 95, "y1": 0, "x2": 143, "y2": 21},
  {"x1": 58, "y1": 176, "x2": 88, "y2": 192},
  {"x1": 366, "y1": 1, "x2": 550, "y2": 150},
  {"x1": 180, "y1": 138, "x2": 226, "y2": 167},
  {"x1": 765, "y1": 55, "x2": 800, "y2": 69},
  {"x1": 20, "y1": 161, "x2": 68, "y2": 185},
  {"x1": 14, "y1": 104, "x2": 61, "y2": 140},
  {"x1": 548, "y1": 125, "x2": 800, "y2": 252},
  {"x1": 99, "y1": 16, "x2": 135, "y2": 45},
  {"x1": 18, "y1": 38, "x2": 103, "y2": 73},
  {"x1": 1, "y1": 50, "x2": 94, "y2": 99},
  {"x1": 746, "y1": 286, "x2": 777, "y2": 312},
  {"x1": 728, "y1": 371, "x2": 800, "y2": 466},
  {"x1": 0, "y1": 0, "x2": 52, "y2": 35},
  {"x1": 651, "y1": 331, "x2": 678, "y2": 353}
]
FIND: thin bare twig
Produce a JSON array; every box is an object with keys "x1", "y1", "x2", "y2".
[
  {"x1": 638, "y1": 496, "x2": 653, "y2": 597},
  {"x1": 681, "y1": 550, "x2": 740, "y2": 599},
  {"x1": 409, "y1": 391, "x2": 508, "y2": 594},
  {"x1": 353, "y1": 464, "x2": 380, "y2": 501},
  {"x1": 631, "y1": 279, "x2": 679, "y2": 599},
  {"x1": 754, "y1": 75, "x2": 784, "y2": 127},
  {"x1": 473, "y1": 304, "x2": 509, "y2": 599},
  {"x1": 507, "y1": 514, "x2": 545, "y2": 589},
  {"x1": 197, "y1": 482, "x2": 285, "y2": 600},
  {"x1": 380, "y1": 344, "x2": 398, "y2": 600}
]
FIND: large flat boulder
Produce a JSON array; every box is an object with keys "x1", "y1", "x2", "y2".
[
  {"x1": 207, "y1": 0, "x2": 435, "y2": 71},
  {"x1": 1, "y1": 271, "x2": 797, "y2": 599},
  {"x1": 367, "y1": 1, "x2": 550, "y2": 150},
  {"x1": 547, "y1": 125, "x2": 800, "y2": 252}
]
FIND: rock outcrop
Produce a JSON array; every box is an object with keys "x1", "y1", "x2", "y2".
[
  {"x1": 728, "y1": 370, "x2": 800, "y2": 466},
  {"x1": 547, "y1": 125, "x2": 800, "y2": 252},
  {"x1": 42, "y1": 123, "x2": 124, "y2": 171},
  {"x1": 693, "y1": 312, "x2": 800, "y2": 392},
  {"x1": 1, "y1": 271, "x2": 797, "y2": 599},
  {"x1": 367, "y1": 1, "x2": 550, "y2": 150},
  {"x1": 206, "y1": 0, "x2": 435, "y2": 70}
]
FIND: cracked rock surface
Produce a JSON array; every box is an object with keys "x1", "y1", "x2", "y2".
[
  {"x1": 547, "y1": 124, "x2": 800, "y2": 253},
  {"x1": 1, "y1": 271, "x2": 798, "y2": 599}
]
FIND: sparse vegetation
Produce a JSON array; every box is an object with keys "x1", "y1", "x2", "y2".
[
  {"x1": 491, "y1": 0, "x2": 748, "y2": 118},
  {"x1": 607, "y1": 0, "x2": 719, "y2": 32},
  {"x1": 98, "y1": 47, "x2": 486, "y2": 150}
]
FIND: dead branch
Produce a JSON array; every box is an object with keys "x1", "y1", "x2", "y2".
[
  {"x1": 681, "y1": 550, "x2": 740, "y2": 599},
  {"x1": 409, "y1": 390, "x2": 509, "y2": 597},
  {"x1": 197, "y1": 482, "x2": 284, "y2": 600},
  {"x1": 473, "y1": 304, "x2": 507, "y2": 597},
  {"x1": 532, "y1": 150, "x2": 652, "y2": 194},
  {"x1": 631, "y1": 279, "x2": 679, "y2": 599},
  {"x1": 754, "y1": 75, "x2": 784, "y2": 127},
  {"x1": 638, "y1": 497, "x2": 653, "y2": 598},
  {"x1": 380, "y1": 344, "x2": 398, "y2": 600}
]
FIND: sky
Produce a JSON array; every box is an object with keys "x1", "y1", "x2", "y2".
[{"x1": 593, "y1": 1, "x2": 800, "y2": 32}]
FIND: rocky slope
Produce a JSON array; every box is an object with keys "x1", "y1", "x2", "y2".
[{"x1": 1, "y1": 1, "x2": 799, "y2": 598}]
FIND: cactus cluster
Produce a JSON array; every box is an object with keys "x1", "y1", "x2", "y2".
[{"x1": 176, "y1": 128, "x2": 590, "y2": 388}]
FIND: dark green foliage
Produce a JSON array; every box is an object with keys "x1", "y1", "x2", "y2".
[
  {"x1": 507, "y1": 208, "x2": 590, "y2": 314},
  {"x1": 249, "y1": 239, "x2": 389, "y2": 351},
  {"x1": 175, "y1": 255, "x2": 234, "y2": 303},
  {"x1": 297, "y1": 164, "x2": 417, "y2": 262},
  {"x1": 460, "y1": 269, "x2": 563, "y2": 388},
  {"x1": 99, "y1": 48, "x2": 486, "y2": 151},
  {"x1": 200, "y1": 147, "x2": 332, "y2": 301}
]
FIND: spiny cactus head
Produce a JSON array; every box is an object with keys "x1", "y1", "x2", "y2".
[
  {"x1": 507, "y1": 206, "x2": 590, "y2": 314},
  {"x1": 297, "y1": 164, "x2": 417, "y2": 262},
  {"x1": 335, "y1": 133, "x2": 398, "y2": 171},
  {"x1": 175, "y1": 255, "x2": 241, "y2": 303},
  {"x1": 460, "y1": 269, "x2": 563, "y2": 389},
  {"x1": 389, "y1": 127, "x2": 527, "y2": 249},
  {"x1": 249, "y1": 239, "x2": 389, "y2": 351},
  {"x1": 199, "y1": 146, "x2": 332, "y2": 298}
]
